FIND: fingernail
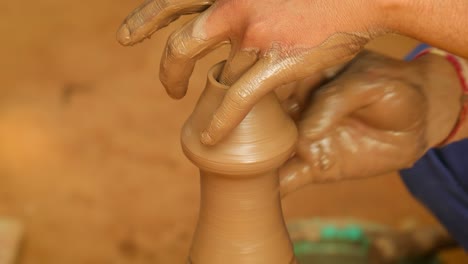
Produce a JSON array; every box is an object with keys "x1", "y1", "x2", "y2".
[
  {"x1": 200, "y1": 131, "x2": 214, "y2": 145},
  {"x1": 116, "y1": 24, "x2": 132, "y2": 46}
]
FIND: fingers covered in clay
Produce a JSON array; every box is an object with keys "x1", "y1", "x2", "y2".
[
  {"x1": 277, "y1": 74, "x2": 326, "y2": 120},
  {"x1": 278, "y1": 83, "x2": 372, "y2": 197},
  {"x1": 277, "y1": 62, "x2": 350, "y2": 120},
  {"x1": 117, "y1": 0, "x2": 214, "y2": 46},
  {"x1": 277, "y1": 51, "x2": 467, "y2": 197},
  {"x1": 201, "y1": 34, "x2": 370, "y2": 145},
  {"x1": 279, "y1": 157, "x2": 318, "y2": 197},
  {"x1": 219, "y1": 49, "x2": 326, "y2": 120},
  {"x1": 119, "y1": 0, "x2": 385, "y2": 144},
  {"x1": 160, "y1": 10, "x2": 230, "y2": 98},
  {"x1": 298, "y1": 78, "x2": 386, "y2": 141},
  {"x1": 201, "y1": 56, "x2": 289, "y2": 145},
  {"x1": 219, "y1": 49, "x2": 259, "y2": 86}
]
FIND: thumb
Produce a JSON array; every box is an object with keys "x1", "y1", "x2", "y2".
[
  {"x1": 299, "y1": 84, "x2": 351, "y2": 140},
  {"x1": 299, "y1": 80, "x2": 381, "y2": 140},
  {"x1": 279, "y1": 157, "x2": 318, "y2": 198}
]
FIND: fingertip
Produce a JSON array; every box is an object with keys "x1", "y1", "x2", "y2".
[
  {"x1": 163, "y1": 84, "x2": 187, "y2": 100},
  {"x1": 199, "y1": 95, "x2": 248, "y2": 146},
  {"x1": 200, "y1": 111, "x2": 231, "y2": 146},
  {"x1": 159, "y1": 70, "x2": 189, "y2": 100},
  {"x1": 116, "y1": 24, "x2": 132, "y2": 46},
  {"x1": 279, "y1": 158, "x2": 311, "y2": 198},
  {"x1": 278, "y1": 166, "x2": 296, "y2": 198},
  {"x1": 200, "y1": 130, "x2": 215, "y2": 146},
  {"x1": 166, "y1": 91, "x2": 186, "y2": 100}
]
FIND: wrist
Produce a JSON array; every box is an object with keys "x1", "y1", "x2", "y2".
[
  {"x1": 365, "y1": 0, "x2": 397, "y2": 33},
  {"x1": 375, "y1": 0, "x2": 408, "y2": 32},
  {"x1": 411, "y1": 54, "x2": 462, "y2": 148},
  {"x1": 376, "y1": 0, "x2": 429, "y2": 35},
  {"x1": 324, "y1": 0, "x2": 391, "y2": 36},
  {"x1": 446, "y1": 108, "x2": 468, "y2": 144}
]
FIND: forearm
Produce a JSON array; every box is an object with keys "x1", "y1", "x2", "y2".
[{"x1": 379, "y1": 0, "x2": 468, "y2": 58}]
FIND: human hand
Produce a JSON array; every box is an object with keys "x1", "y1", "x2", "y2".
[
  {"x1": 279, "y1": 51, "x2": 464, "y2": 196},
  {"x1": 117, "y1": 0, "x2": 388, "y2": 144}
]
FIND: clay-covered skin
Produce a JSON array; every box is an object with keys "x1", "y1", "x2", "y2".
[
  {"x1": 117, "y1": 0, "x2": 387, "y2": 145},
  {"x1": 218, "y1": 49, "x2": 331, "y2": 121},
  {"x1": 368, "y1": 226, "x2": 456, "y2": 263},
  {"x1": 199, "y1": 33, "x2": 374, "y2": 145},
  {"x1": 279, "y1": 51, "x2": 464, "y2": 196},
  {"x1": 117, "y1": 0, "x2": 214, "y2": 46},
  {"x1": 181, "y1": 62, "x2": 298, "y2": 263},
  {"x1": 118, "y1": 0, "x2": 468, "y2": 147}
]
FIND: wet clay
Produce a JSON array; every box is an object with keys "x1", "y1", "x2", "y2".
[
  {"x1": 117, "y1": 0, "x2": 214, "y2": 46},
  {"x1": 279, "y1": 52, "x2": 467, "y2": 196},
  {"x1": 117, "y1": 0, "x2": 382, "y2": 146},
  {"x1": 181, "y1": 62, "x2": 298, "y2": 263},
  {"x1": 199, "y1": 33, "x2": 372, "y2": 145}
]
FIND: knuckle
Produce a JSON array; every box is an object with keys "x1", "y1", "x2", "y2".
[
  {"x1": 226, "y1": 89, "x2": 253, "y2": 110},
  {"x1": 166, "y1": 37, "x2": 186, "y2": 60},
  {"x1": 215, "y1": 0, "x2": 248, "y2": 14},
  {"x1": 244, "y1": 21, "x2": 268, "y2": 41},
  {"x1": 149, "y1": 0, "x2": 167, "y2": 12},
  {"x1": 166, "y1": 31, "x2": 193, "y2": 60},
  {"x1": 210, "y1": 0, "x2": 248, "y2": 31},
  {"x1": 208, "y1": 110, "x2": 230, "y2": 136},
  {"x1": 344, "y1": 34, "x2": 369, "y2": 53},
  {"x1": 211, "y1": 111, "x2": 226, "y2": 129},
  {"x1": 134, "y1": 0, "x2": 166, "y2": 22}
]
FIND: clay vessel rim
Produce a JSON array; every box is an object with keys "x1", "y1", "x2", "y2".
[{"x1": 208, "y1": 61, "x2": 229, "y2": 91}]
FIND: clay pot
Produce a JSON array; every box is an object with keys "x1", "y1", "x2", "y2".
[{"x1": 181, "y1": 62, "x2": 298, "y2": 264}]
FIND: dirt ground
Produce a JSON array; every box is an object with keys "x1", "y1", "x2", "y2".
[{"x1": 0, "y1": 1, "x2": 466, "y2": 263}]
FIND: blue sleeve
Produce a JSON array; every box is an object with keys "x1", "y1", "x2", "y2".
[
  {"x1": 404, "y1": 43, "x2": 431, "y2": 61},
  {"x1": 400, "y1": 139, "x2": 468, "y2": 250}
]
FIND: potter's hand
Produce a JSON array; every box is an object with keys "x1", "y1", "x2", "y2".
[
  {"x1": 117, "y1": 0, "x2": 387, "y2": 144},
  {"x1": 117, "y1": 0, "x2": 214, "y2": 46},
  {"x1": 279, "y1": 51, "x2": 464, "y2": 196}
]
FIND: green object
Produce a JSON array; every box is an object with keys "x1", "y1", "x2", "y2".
[
  {"x1": 294, "y1": 224, "x2": 370, "y2": 264},
  {"x1": 320, "y1": 225, "x2": 365, "y2": 242},
  {"x1": 289, "y1": 219, "x2": 441, "y2": 264}
]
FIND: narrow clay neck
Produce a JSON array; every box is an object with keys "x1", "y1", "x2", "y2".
[{"x1": 189, "y1": 171, "x2": 296, "y2": 264}]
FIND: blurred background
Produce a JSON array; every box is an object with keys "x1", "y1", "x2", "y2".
[{"x1": 0, "y1": 1, "x2": 466, "y2": 263}]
